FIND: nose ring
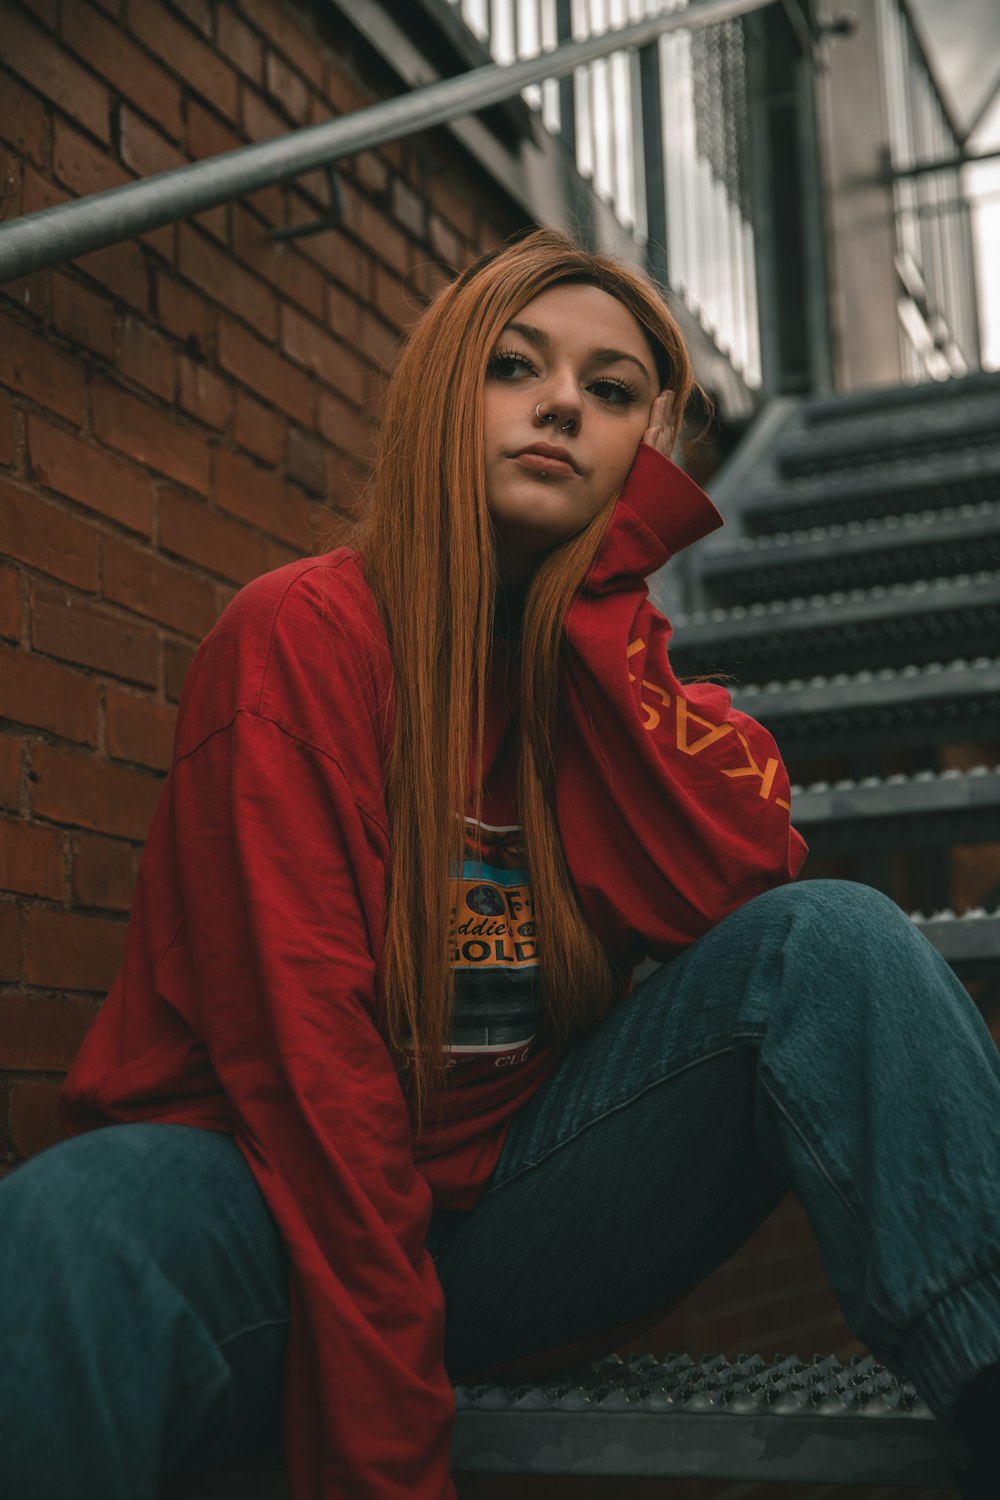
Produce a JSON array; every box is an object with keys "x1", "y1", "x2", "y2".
[{"x1": 535, "y1": 402, "x2": 575, "y2": 433}]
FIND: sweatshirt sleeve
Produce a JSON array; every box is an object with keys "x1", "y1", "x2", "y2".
[
  {"x1": 157, "y1": 663, "x2": 457, "y2": 1492},
  {"x1": 557, "y1": 442, "x2": 808, "y2": 965}
]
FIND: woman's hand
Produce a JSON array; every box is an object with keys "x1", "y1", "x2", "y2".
[{"x1": 641, "y1": 389, "x2": 674, "y2": 458}]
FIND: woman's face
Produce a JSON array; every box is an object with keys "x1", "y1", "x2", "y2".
[{"x1": 482, "y1": 282, "x2": 662, "y2": 587}]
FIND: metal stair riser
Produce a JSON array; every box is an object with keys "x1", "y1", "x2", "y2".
[
  {"x1": 777, "y1": 400, "x2": 1000, "y2": 482},
  {"x1": 792, "y1": 769, "x2": 1000, "y2": 856},
  {"x1": 670, "y1": 577, "x2": 1000, "y2": 680},
  {"x1": 700, "y1": 508, "x2": 1000, "y2": 605}
]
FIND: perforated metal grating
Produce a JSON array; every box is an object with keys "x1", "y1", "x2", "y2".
[{"x1": 452, "y1": 1352, "x2": 965, "y2": 1484}]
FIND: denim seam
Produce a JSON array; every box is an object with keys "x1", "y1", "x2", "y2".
[
  {"x1": 217, "y1": 1315, "x2": 290, "y2": 1352},
  {"x1": 482, "y1": 1043, "x2": 737, "y2": 1198},
  {"x1": 897, "y1": 1258, "x2": 1000, "y2": 1353}
]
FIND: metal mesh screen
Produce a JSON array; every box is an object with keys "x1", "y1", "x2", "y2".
[{"x1": 690, "y1": 19, "x2": 752, "y2": 220}]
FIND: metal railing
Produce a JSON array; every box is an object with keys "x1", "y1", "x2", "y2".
[
  {"x1": 878, "y1": 0, "x2": 981, "y2": 380},
  {"x1": 447, "y1": 0, "x2": 762, "y2": 385},
  {"x1": 0, "y1": 0, "x2": 773, "y2": 395}
]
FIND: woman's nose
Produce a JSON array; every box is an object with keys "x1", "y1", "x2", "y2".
[{"x1": 534, "y1": 372, "x2": 582, "y2": 431}]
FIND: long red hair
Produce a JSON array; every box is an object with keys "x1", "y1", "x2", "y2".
[{"x1": 354, "y1": 228, "x2": 697, "y2": 1123}]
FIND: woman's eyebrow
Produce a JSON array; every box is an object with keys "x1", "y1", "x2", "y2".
[{"x1": 503, "y1": 321, "x2": 654, "y2": 383}]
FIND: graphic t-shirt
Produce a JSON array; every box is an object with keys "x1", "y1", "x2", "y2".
[{"x1": 447, "y1": 816, "x2": 540, "y2": 1069}]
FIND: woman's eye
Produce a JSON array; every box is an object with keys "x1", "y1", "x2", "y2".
[
  {"x1": 487, "y1": 351, "x2": 533, "y2": 380},
  {"x1": 591, "y1": 378, "x2": 637, "y2": 405}
]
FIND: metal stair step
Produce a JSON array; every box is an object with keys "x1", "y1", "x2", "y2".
[
  {"x1": 699, "y1": 502, "x2": 1000, "y2": 605},
  {"x1": 910, "y1": 906, "x2": 1000, "y2": 978},
  {"x1": 777, "y1": 391, "x2": 1000, "y2": 482},
  {"x1": 669, "y1": 572, "x2": 1000, "y2": 679},
  {"x1": 791, "y1": 766, "x2": 1000, "y2": 855},
  {"x1": 452, "y1": 1351, "x2": 962, "y2": 1485},
  {"x1": 730, "y1": 655, "x2": 1000, "y2": 755},
  {"x1": 800, "y1": 367, "x2": 1000, "y2": 428},
  {"x1": 736, "y1": 447, "x2": 1000, "y2": 535}
]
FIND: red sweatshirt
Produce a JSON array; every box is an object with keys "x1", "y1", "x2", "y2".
[{"x1": 59, "y1": 442, "x2": 806, "y2": 1499}]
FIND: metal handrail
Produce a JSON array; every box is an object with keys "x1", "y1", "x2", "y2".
[{"x1": 0, "y1": 0, "x2": 778, "y2": 285}]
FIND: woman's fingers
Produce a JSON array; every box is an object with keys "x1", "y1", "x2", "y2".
[{"x1": 641, "y1": 389, "x2": 674, "y2": 454}]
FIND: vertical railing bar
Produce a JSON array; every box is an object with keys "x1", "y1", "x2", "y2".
[{"x1": 556, "y1": 0, "x2": 577, "y2": 156}]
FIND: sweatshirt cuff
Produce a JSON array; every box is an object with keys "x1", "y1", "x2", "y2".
[{"x1": 617, "y1": 442, "x2": 724, "y2": 561}]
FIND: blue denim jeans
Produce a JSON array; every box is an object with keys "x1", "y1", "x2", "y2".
[{"x1": 2, "y1": 881, "x2": 999, "y2": 1496}]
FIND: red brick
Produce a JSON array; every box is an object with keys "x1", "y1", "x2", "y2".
[
  {"x1": 0, "y1": 478, "x2": 101, "y2": 591},
  {"x1": 0, "y1": 65, "x2": 52, "y2": 168},
  {"x1": 102, "y1": 532, "x2": 219, "y2": 637},
  {"x1": 0, "y1": 899, "x2": 19, "y2": 978},
  {"x1": 279, "y1": 303, "x2": 366, "y2": 404},
  {"x1": 429, "y1": 170, "x2": 478, "y2": 244},
  {"x1": 428, "y1": 211, "x2": 462, "y2": 269},
  {"x1": 231, "y1": 205, "x2": 324, "y2": 318},
  {"x1": 78, "y1": 239, "x2": 149, "y2": 313},
  {"x1": 18, "y1": 161, "x2": 62, "y2": 217},
  {"x1": 240, "y1": 0, "x2": 324, "y2": 89},
  {"x1": 0, "y1": 815, "x2": 64, "y2": 900},
  {"x1": 106, "y1": 684, "x2": 177, "y2": 770},
  {"x1": 30, "y1": 741, "x2": 162, "y2": 841},
  {"x1": 0, "y1": 735, "x2": 21, "y2": 810},
  {"x1": 28, "y1": 414, "x2": 156, "y2": 535},
  {"x1": 178, "y1": 355, "x2": 231, "y2": 431},
  {"x1": 172, "y1": 0, "x2": 213, "y2": 38},
  {"x1": 241, "y1": 82, "x2": 286, "y2": 144},
  {"x1": 178, "y1": 223, "x2": 277, "y2": 339},
  {"x1": 325, "y1": 276, "x2": 362, "y2": 346},
  {"x1": 0, "y1": 646, "x2": 99, "y2": 745},
  {"x1": 9, "y1": 1079, "x2": 66, "y2": 1161},
  {"x1": 53, "y1": 117, "x2": 128, "y2": 199},
  {"x1": 218, "y1": 5, "x2": 263, "y2": 83},
  {"x1": 0, "y1": 561, "x2": 20, "y2": 642},
  {"x1": 21, "y1": 0, "x2": 58, "y2": 27},
  {"x1": 344, "y1": 186, "x2": 410, "y2": 277},
  {"x1": 0, "y1": 993, "x2": 100, "y2": 1071},
  {"x1": 24, "y1": 907, "x2": 126, "y2": 991},
  {"x1": 217, "y1": 316, "x2": 313, "y2": 424},
  {"x1": 62, "y1": 2, "x2": 184, "y2": 140},
  {"x1": 324, "y1": 57, "x2": 370, "y2": 117},
  {"x1": 390, "y1": 177, "x2": 425, "y2": 240},
  {"x1": 73, "y1": 831, "x2": 139, "y2": 911},
  {"x1": 358, "y1": 307, "x2": 397, "y2": 373},
  {"x1": 156, "y1": 271, "x2": 213, "y2": 350},
  {"x1": 283, "y1": 199, "x2": 368, "y2": 298},
  {"x1": 129, "y1": 0, "x2": 238, "y2": 119},
  {"x1": 51, "y1": 273, "x2": 116, "y2": 359},
  {"x1": 0, "y1": 388, "x2": 14, "y2": 466},
  {"x1": 233, "y1": 390, "x2": 283, "y2": 464},
  {"x1": 214, "y1": 447, "x2": 312, "y2": 547},
  {"x1": 0, "y1": 10, "x2": 110, "y2": 144},
  {"x1": 353, "y1": 150, "x2": 389, "y2": 197},
  {"x1": 32, "y1": 586, "x2": 159, "y2": 687},
  {"x1": 159, "y1": 485, "x2": 298, "y2": 583},
  {"x1": 163, "y1": 635, "x2": 196, "y2": 700},
  {"x1": 119, "y1": 105, "x2": 186, "y2": 179},
  {"x1": 91, "y1": 378, "x2": 211, "y2": 496},
  {"x1": 371, "y1": 263, "x2": 422, "y2": 333},
  {"x1": 285, "y1": 425, "x2": 327, "y2": 498},
  {"x1": 186, "y1": 98, "x2": 242, "y2": 161},
  {"x1": 264, "y1": 49, "x2": 310, "y2": 124},
  {"x1": 0, "y1": 311, "x2": 86, "y2": 424},
  {"x1": 119, "y1": 315, "x2": 177, "y2": 402},
  {"x1": 316, "y1": 387, "x2": 375, "y2": 465}
]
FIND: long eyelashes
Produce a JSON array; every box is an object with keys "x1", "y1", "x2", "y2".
[{"x1": 486, "y1": 345, "x2": 639, "y2": 405}]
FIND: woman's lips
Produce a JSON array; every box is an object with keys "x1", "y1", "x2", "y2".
[{"x1": 512, "y1": 452, "x2": 576, "y2": 476}]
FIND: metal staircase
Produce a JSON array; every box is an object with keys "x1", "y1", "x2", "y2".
[{"x1": 668, "y1": 370, "x2": 1000, "y2": 989}]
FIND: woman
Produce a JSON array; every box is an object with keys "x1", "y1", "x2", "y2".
[{"x1": 2, "y1": 229, "x2": 998, "y2": 1500}]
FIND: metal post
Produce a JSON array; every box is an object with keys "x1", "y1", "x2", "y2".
[
  {"x1": 555, "y1": 0, "x2": 577, "y2": 155},
  {"x1": 638, "y1": 31, "x2": 668, "y2": 285}
]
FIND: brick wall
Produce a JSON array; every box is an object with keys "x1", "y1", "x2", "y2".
[
  {"x1": 0, "y1": 0, "x2": 517, "y2": 1163},
  {"x1": 0, "y1": 5, "x2": 956, "y2": 1496}
]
